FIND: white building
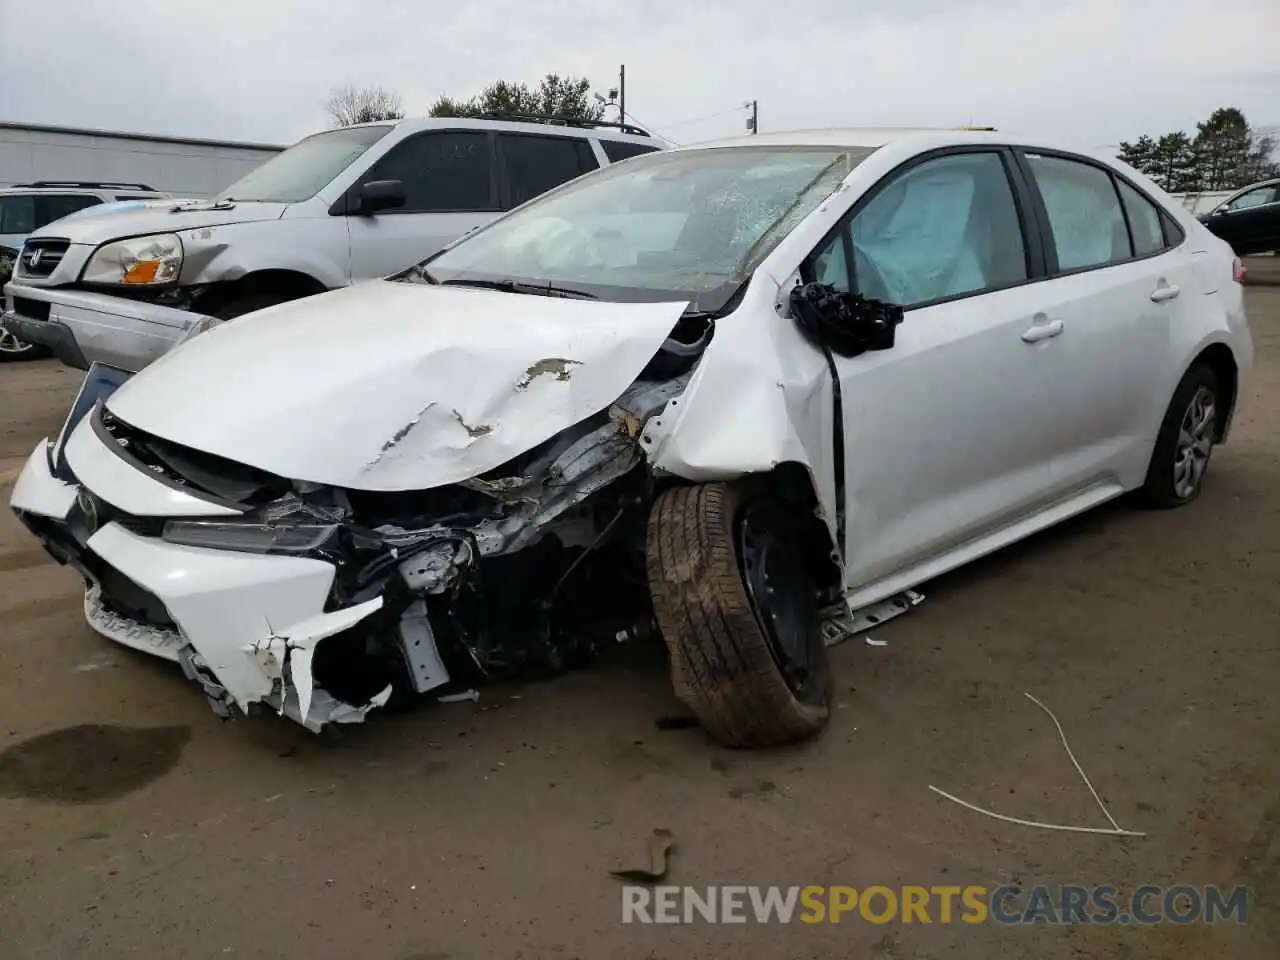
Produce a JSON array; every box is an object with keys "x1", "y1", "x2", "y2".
[{"x1": 0, "y1": 121, "x2": 285, "y2": 197}]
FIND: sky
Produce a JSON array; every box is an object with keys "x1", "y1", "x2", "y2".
[{"x1": 1, "y1": 0, "x2": 1276, "y2": 152}]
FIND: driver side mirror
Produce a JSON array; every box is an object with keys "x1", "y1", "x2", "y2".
[
  {"x1": 357, "y1": 179, "x2": 406, "y2": 215},
  {"x1": 789, "y1": 282, "x2": 903, "y2": 359}
]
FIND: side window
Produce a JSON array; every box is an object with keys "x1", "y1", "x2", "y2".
[
  {"x1": 499, "y1": 134, "x2": 595, "y2": 208},
  {"x1": 1026, "y1": 154, "x2": 1130, "y2": 270},
  {"x1": 362, "y1": 131, "x2": 494, "y2": 213},
  {"x1": 35, "y1": 194, "x2": 102, "y2": 227},
  {"x1": 843, "y1": 151, "x2": 1027, "y2": 306},
  {"x1": 601, "y1": 140, "x2": 662, "y2": 163},
  {"x1": 1115, "y1": 179, "x2": 1165, "y2": 257},
  {"x1": 1225, "y1": 185, "x2": 1278, "y2": 212},
  {"x1": 114, "y1": 194, "x2": 156, "y2": 201}
]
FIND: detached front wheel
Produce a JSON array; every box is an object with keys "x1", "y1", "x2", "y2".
[
  {"x1": 0, "y1": 326, "x2": 48, "y2": 362},
  {"x1": 645, "y1": 482, "x2": 832, "y2": 748}
]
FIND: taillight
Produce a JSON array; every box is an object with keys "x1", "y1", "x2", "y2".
[{"x1": 1233, "y1": 258, "x2": 1247, "y2": 284}]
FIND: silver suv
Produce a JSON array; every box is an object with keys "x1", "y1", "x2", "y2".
[
  {"x1": 0, "y1": 181, "x2": 169, "y2": 360},
  {"x1": 2, "y1": 117, "x2": 666, "y2": 372}
]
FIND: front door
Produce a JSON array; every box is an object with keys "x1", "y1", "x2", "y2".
[
  {"x1": 805, "y1": 150, "x2": 1061, "y2": 595},
  {"x1": 345, "y1": 129, "x2": 501, "y2": 282},
  {"x1": 1204, "y1": 183, "x2": 1280, "y2": 256}
]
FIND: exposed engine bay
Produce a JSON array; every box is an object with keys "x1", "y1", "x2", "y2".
[{"x1": 74, "y1": 315, "x2": 715, "y2": 727}]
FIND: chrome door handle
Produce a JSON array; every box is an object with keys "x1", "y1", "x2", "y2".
[
  {"x1": 1150, "y1": 284, "x2": 1181, "y2": 303},
  {"x1": 1021, "y1": 319, "x2": 1064, "y2": 343}
]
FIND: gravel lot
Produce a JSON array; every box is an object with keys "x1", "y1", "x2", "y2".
[{"x1": 0, "y1": 280, "x2": 1277, "y2": 959}]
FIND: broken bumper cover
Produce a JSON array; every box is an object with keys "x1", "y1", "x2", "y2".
[
  {"x1": 10, "y1": 436, "x2": 420, "y2": 730},
  {"x1": 3, "y1": 282, "x2": 201, "y2": 372}
]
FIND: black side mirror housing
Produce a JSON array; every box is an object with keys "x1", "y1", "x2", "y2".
[
  {"x1": 357, "y1": 179, "x2": 406, "y2": 215},
  {"x1": 789, "y1": 282, "x2": 903, "y2": 359}
]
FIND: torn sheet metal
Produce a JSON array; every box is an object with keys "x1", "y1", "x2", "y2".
[
  {"x1": 251, "y1": 597, "x2": 385, "y2": 726},
  {"x1": 644, "y1": 278, "x2": 838, "y2": 543},
  {"x1": 105, "y1": 282, "x2": 691, "y2": 491}
]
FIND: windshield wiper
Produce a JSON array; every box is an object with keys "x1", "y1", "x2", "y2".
[{"x1": 440, "y1": 278, "x2": 598, "y2": 300}]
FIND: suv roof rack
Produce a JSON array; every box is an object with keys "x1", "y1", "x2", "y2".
[
  {"x1": 476, "y1": 113, "x2": 652, "y2": 138},
  {"x1": 11, "y1": 180, "x2": 159, "y2": 191}
]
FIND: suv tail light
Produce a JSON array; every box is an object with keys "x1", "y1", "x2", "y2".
[{"x1": 1233, "y1": 258, "x2": 1247, "y2": 284}]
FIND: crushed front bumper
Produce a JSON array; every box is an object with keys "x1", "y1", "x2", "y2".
[
  {"x1": 3, "y1": 281, "x2": 203, "y2": 372},
  {"x1": 10, "y1": 436, "x2": 416, "y2": 730}
]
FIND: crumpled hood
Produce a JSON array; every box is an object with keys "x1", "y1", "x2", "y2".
[
  {"x1": 29, "y1": 199, "x2": 288, "y2": 246},
  {"x1": 106, "y1": 281, "x2": 690, "y2": 491}
]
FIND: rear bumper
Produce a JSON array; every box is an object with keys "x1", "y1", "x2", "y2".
[{"x1": 2, "y1": 281, "x2": 199, "y2": 372}]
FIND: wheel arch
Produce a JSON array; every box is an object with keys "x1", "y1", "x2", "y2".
[
  {"x1": 194, "y1": 268, "x2": 328, "y2": 316},
  {"x1": 1189, "y1": 342, "x2": 1239, "y2": 441}
]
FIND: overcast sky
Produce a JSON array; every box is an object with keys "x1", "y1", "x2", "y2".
[{"x1": 2, "y1": 0, "x2": 1276, "y2": 151}]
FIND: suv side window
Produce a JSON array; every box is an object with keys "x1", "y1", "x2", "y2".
[
  {"x1": 601, "y1": 140, "x2": 662, "y2": 163},
  {"x1": 362, "y1": 130, "x2": 495, "y2": 213},
  {"x1": 1115, "y1": 179, "x2": 1166, "y2": 257},
  {"x1": 1025, "y1": 154, "x2": 1131, "y2": 270},
  {"x1": 38, "y1": 194, "x2": 103, "y2": 224},
  {"x1": 808, "y1": 151, "x2": 1028, "y2": 307},
  {"x1": 498, "y1": 133, "x2": 597, "y2": 208}
]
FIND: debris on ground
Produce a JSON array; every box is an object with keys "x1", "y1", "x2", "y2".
[
  {"x1": 609, "y1": 828, "x2": 676, "y2": 883},
  {"x1": 437, "y1": 690, "x2": 480, "y2": 704}
]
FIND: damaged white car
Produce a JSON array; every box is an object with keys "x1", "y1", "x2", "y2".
[{"x1": 10, "y1": 129, "x2": 1253, "y2": 746}]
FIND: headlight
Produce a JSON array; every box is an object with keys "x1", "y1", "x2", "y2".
[
  {"x1": 82, "y1": 233, "x2": 183, "y2": 286},
  {"x1": 161, "y1": 520, "x2": 337, "y2": 554}
]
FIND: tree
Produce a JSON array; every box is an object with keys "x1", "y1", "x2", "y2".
[
  {"x1": 1117, "y1": 107, "x2": 1279, "y2": 193},
  {"x1": 326, "y1": 84, "x2": 405, "y2": 127},
  {"x1": 1117, "y1": 135, "x2": 1156, "y2": 175},
  {"x1": 429, "y1": 74, "x2": 605, "y2": 123},
  {"x1": 1147, "y1": 132, "x2": 1200, "y2": 193}
]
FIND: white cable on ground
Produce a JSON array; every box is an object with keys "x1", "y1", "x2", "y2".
[
  {"x1": 927, "y1": 691, "x2": 1146, "y2": 838},
  {"x1": 1022, "y1": 691, "x2": 1122, "y2": 832},
  {"x1": 926, "y1": 786, "x2": 1146, "y2": 837}
]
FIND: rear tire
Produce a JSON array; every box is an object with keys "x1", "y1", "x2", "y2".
[
  {"x1": 645, "y1": 482, "x2": 832, "y2": 748},
  {"x1": 1139, "y1": 363, "x2": 1220, "y2": 508}
]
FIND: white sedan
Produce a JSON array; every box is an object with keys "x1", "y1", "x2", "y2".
[{"x1": 9, "y1": 128, "x2": 1253, "y2": 746}]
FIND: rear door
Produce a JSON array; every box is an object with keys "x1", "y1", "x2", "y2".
[
  {"x1": 1013, "y1": 150, "x2": 1199, "y2": 494},
  {"x1": 494, "y1": 132, "x2": 599, "y2": 210},
  {"x1": 345, "y1": 129, "x2": 501, "y2": 280}
]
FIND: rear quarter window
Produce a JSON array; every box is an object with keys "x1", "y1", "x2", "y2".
[{"x1": 601, "y1": 140, "x2": 663, "y2": 163}]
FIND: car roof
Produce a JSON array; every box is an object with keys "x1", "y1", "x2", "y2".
[{"x1": 342, "y1": 115, "x2": 666, "y2": 147}]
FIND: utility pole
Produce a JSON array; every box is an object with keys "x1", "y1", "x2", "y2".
[
  {"x1": 619, "y1": 64, "x2": 626, "y2": 127},
  {"x1": 746, "y1": 100, "x2": 758, "y2": 134}
]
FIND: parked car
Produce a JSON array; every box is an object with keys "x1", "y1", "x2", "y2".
[
  {"x1": 1199, "y1": 177, "x2": 1280, "y2": 255},
  {"x1": 9, "y1": 128, "x2": 1252, "y2": 744},
  {"x1": 1, "y1": 116, "x2": 666, "y2": 372},
  {"x1": 0, "y1": 182, "x2": 169, "y2": 360}
]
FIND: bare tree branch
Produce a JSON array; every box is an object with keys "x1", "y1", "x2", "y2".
[{"x1": 326, "y1": 84, "x2": 405, "y2": 127}]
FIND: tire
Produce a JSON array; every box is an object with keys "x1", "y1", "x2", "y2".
[
  {"x1": 645, "y1": 482, "x2": 832, "y2": 748},
  {"x1": 1139, "y1": 363, "x2": 1220, "y2": 508},
  {"x1": 0, "y1": 326, "x2": 49, "y2": 362}
]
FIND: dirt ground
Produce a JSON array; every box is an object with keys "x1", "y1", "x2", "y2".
[{"x1": 0, "y1": 281, "x2": 1277, "y2": 960}]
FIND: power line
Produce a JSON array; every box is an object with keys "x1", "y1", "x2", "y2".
[{"x1": 650, "y1": 105, "x2": 749, "y2": 133}]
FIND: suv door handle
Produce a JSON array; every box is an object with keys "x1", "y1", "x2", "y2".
[
  {"x1": 1150, "y1": 283, "x2": 1181, "y2": 303},
  {"x1": 1021, "y1": 319, "x2": 1064, "y2": 343}
]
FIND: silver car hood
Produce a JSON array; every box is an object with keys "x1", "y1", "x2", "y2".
[
  {"x1": 28, "y1": 199, "x2": 288, "y2": 246},
  {"x1": 105, "y1": 280, "x2": 690, "y2": 491}
]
